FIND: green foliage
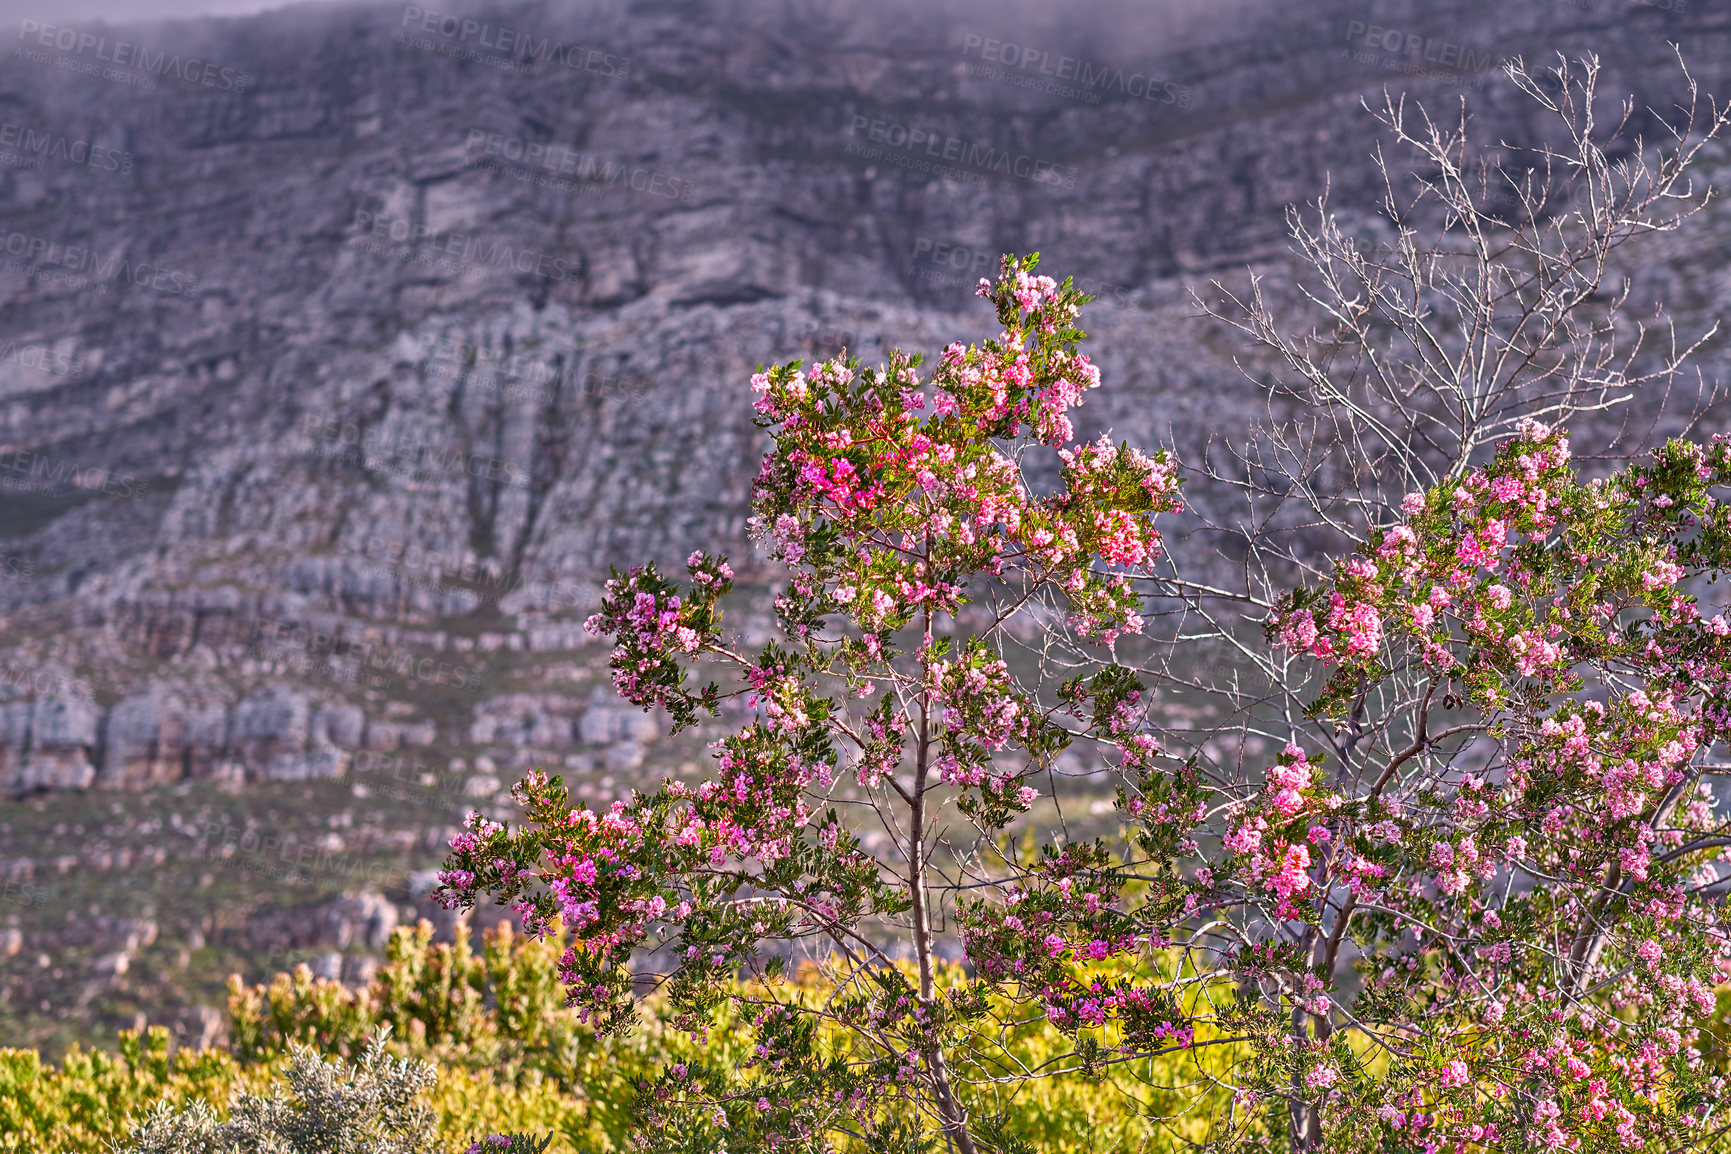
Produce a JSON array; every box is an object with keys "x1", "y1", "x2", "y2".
[
  {"x1": 0, "y1": 922, "x2": 608, "y2": 1154},
  {"x1": 120, "y1": 1026, "x2": 442, "y2": 1154},
  {"x1": 230, "y1": 920, "x2": 586, "y2": 1083},
  {"x1": 227, "y1": 919, "x2": 639, "y2": 1151},
  {"x1": 0, "y1": 918, "x2": 1239, "y2": 1152},
  {"x1": 0, "y1": 1026, "x2": 237, "y2": 1152},
  {"x1": 464, "y1": 1137, "x2": 554, "y2": 1154}
]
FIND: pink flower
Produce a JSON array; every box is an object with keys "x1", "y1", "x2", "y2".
[
  {"x1": 1278, "y1": 608, "x2": 1330, "y2": 658},
  {"x1": 1093, "y1": 509, "x2": 1150, "y2": 567},
  {"x1": 1271, "y1": 843, "x2": 1312, "y2": 901},
  {"x1": 1224, "y1": 820, "x2": 1264, "y2": 854},
  {"x1": 1325, "y1": 594, "x2": 1383, "y2": 657},
  {"x1": 1642, "y1": 560, "x2": 1683, "y2": 590}
]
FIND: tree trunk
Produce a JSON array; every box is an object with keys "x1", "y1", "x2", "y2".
[
  {"x1": 1289, "y1": 926, "x2": 1321, "y2": 1150},
  {"x1": 1288, "y1": 1001, "x2": 1320, "y2": 1150},
  {"x1": 910, "y1": 601, "x2": 978, "y2": 1154}
]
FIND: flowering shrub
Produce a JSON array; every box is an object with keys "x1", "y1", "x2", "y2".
[
  {"x1": 1256, "y1": 424, "x2": 1731, "y2": 1150},
  {"x1": 439, "y1": 256, "x2": 1203, "y2": 1153},
  {"x1": 442, "y1": 252, "x2": 1731, "y2": 1152},
  {"x1": 0, "y1": 1027, "x2": 238, "y2": 1154}
]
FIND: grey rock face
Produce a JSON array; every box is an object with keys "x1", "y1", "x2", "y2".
[
  {"x1": 3, "y1": 672, "x2": 433, "y2": 793},
  {"x1": 100, "y1": 690, "x2": 179, "y2": 789},
  {"x1": 471, "y1": 692, "x2": 579, "y2": 747},
  {"x1": 242, "y1": 889, "x2": 400, "y2": 954},
  {"x1": 183, "y1": 705, "x2": 233, "y2": 781},
  {"x1": 0, "y1": 703, "x2": 33, "y2": 790},
  {"x1": 0, "y1": 0, "x2": 1723, "y2": 793},
  {"x1": 578, "y1": 694, "x2": 660, "y2": 747},
  {"x1": 326, "y1": 892, "x2": 400, "y2": 953},
  {"x1": 29, "y1": 698, "x2": 99, "y2": 748},
  {"x1": 227, "y1": 687, "x2": 312, "y2": 780},
  {"x1": 312, "y1": 702, "x2": 365, "y2": 749},
  {"x1": 1, "y1": 696, "x2": 100, "y2": 794},
  {"x1": 98, "y1": 686, "x2": 223, "y2": 789}
]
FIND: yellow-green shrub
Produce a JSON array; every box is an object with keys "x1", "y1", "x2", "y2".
[
  {"x1": 2, "y1": 920, "x2": 1245, "y2": 1153},
  {"x1": 0, "y1": 1027, "x2": 245, "y2": 1152}
]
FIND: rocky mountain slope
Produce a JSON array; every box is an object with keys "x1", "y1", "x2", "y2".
[
  {"x1": 0, "y1": 0, "x2": 1725, "y2": 793},
  {"x1": 0, "y1": 0, "x2": 1727, "y2": 1050}
]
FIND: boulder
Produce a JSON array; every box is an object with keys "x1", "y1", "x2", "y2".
[
  {"x1": 579, "y1": 701, "x2": 659, "y2": 746},
  {"x1": 261, "y1": 748, "x2": 347, "y2": 781},
  {"x1": 311, "y1": 702, "x2": 365, "y2": 748},
  {"x1": 99, "y1": 688, "x2": 206, "y2": 789},
  {"x1": 30, "y1": 697, "x2": 99, "y2": 747},
  {"x1": 183, "y1": 704, "x2": 233, "y2": 780},
  {"x1": 397, "y1": 719, "x2": 436, "y2": 745},
  {"x1": 0, "y1": 702, "x2": 33, "y2": 794},
  {"x1": 326, "y1": 891, "x2": 399, "y2": 951},
  {"x1": 6, "y1": 697, "x2": 103, "y2": 793},
  {"x1": 227, "y1": 688, "x2": 310, "y2": 781},
  {"x1": 362, "y1": 719, "x2": 400, "y2": 751}
]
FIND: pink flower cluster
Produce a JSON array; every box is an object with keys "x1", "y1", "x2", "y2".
[{"x1": 1223, "y1": 745, "x2": 1332, "y2": 918}]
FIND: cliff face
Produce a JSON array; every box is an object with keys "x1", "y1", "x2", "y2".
[
  {"x1": 2, "y1": 0, "x2": 1729, "y2": 1055},
  {"x1": 0, "y1": 0, "x2": 1726, "y2": 788}
]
